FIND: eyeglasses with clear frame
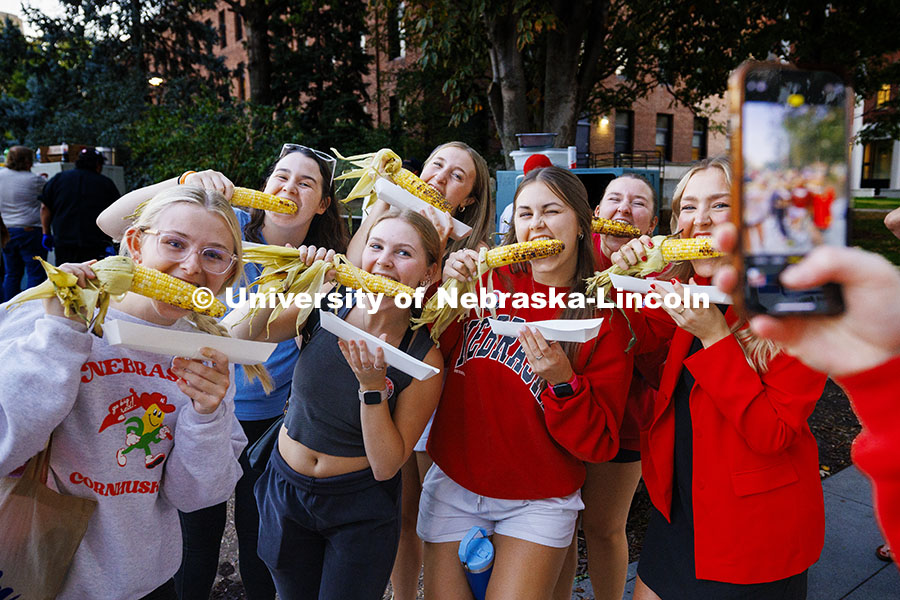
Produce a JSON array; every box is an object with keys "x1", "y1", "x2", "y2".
[
  {"x1": 278, "y1": 143, "x2": 338, "y2": 186},
  {"x1": 141, "y1": 229, "x2": 237, "y2": 275}
]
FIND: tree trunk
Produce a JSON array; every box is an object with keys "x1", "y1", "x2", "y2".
[
  {"x1": 484, "y1": 10, "x2": 532, "y2": 168},
  {"x1": 131, "y1": 0, "x2": 145, "y2": 72},
  {"x1": 543, "y1": 1, "x2": 608, "y2": 147},
  {"x1": 245, "y1": 14, "x2": 272, "y2": 105}
]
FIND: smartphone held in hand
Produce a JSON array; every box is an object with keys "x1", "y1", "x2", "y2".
[{"x1": 729, "y1": 61, "x2": 850, "y2": 316}]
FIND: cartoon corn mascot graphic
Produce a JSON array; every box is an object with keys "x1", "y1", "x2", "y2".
[{"x1": 99, "y1": 389, "x2": 175, "y2": 469}]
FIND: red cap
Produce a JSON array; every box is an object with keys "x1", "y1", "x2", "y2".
[{"x1": 523, "y1": 153, "x2": 552, "y2": 174}]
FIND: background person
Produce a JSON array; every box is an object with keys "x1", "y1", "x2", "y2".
[
  {"x1": 555, "y1": 174, "x2": 661, "y2": 600},
  {"x1": 0, "y1": 145, "x2": 48, "y2": 301},
  {"x1": 41, "y1": 147, "x2": 119, "y2": 265}
]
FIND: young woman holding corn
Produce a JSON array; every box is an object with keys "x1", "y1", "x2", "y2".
[
  {"x1": 228, "y1": 208, "x2": 443, "y2": 599},
  {"x1": 340, "y1": 141, "x2": 493, "y2": 600},
  {"x1": 0, "y1": 186, "x2": 247, "y2": 600},
  {"x1": 612, "y1": 158, "x2": 827, "y2": 599},
  {"x1": 98, "y1": 145, "x2": 348, "y2": 600},
  {"x1": 418, "y1": 166, "x2": 641, "y2": 600},
  {"x1": 554, "y1": 174, "x2": 663, "y2": 600}
]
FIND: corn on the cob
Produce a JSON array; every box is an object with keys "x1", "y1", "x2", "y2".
[
  {"x1": 231, "y1": 187, "x2": 298, "y2": 214},
  {"x1": 6, "y1": 256, "x2": 226, "y2": 335},
  {"x1": 389, "y1": 167, "x2": 452, "y2": 212},
  {"x1": 484, "y1": 239, "x2": 565, "y2": 269},
  {"x1": 591, "y1": 218, "x2": 641, "y2": 238},
  {"x1": 334, "y1": 263, "x2": 415, "y2": 297},
  {"x1": 130, "y1": 264, "x2": 227, "y2": 317},
  {"x1": 660, "y1": 237, "x2": 723, "y2": 261}
]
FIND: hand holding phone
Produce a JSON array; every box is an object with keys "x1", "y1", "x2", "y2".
[{"x1": 729, "y1": 61, "x2": 850, "y2": 316}]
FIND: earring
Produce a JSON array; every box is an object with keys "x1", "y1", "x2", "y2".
[
  {"x1": 578, "y1": 232, "x2": 584, "y2": 240},
  {"x1": 458, "y1": 204, "x2": 467, "y2": 214},
  {"x1": 419, "y1": 278, "x2": 431, "y2": 287}
]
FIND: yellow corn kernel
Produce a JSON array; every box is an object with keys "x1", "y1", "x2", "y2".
[
  {"x1": 231, "y1": 187, "x2": 298, "y2": 214},
  {"x1": 130, "y1": 264, "x2": 227, "y2": 317},
  {"x1": 591, "y1": 218, "x2": 641, "y2": 238},
  {"x1": 390, "y1": 168, "x2": 453, "y2": 212},
  {"x1": 485, "y1": 239, "x2": 565, "y2": 269},
  {"x1": 660, "y1": 238, "x2": 724, "y2": 261},
  {"x1": 334, "y1": 263, "x2": 415, "y2": 297}
]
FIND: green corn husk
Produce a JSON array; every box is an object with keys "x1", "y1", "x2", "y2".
[
  {"x1": 412, "y1": 240, "x2": 566, "y2": 344},
  {"x1": 8, "y1": 256, "x2": 137, "y2": 335},
  {"x1": 585, "y1": 234, "x2": 673, "y2": 300},
  {"x1": 332, "y1": 148, "x2": 403, "y2": 212}
]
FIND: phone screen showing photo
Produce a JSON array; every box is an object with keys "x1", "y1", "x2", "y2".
[{"x1": 741, "y1": 68, "x2": 848, "y2": 315}]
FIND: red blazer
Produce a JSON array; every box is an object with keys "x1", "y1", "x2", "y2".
[
  {"x1": 837, "y1": 356, "x2": 900, "y2": 568},
  {"x1": 640, "y1": 308, "x2": 827, "y2": 584}
]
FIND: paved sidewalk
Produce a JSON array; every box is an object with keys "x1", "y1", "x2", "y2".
[{"x1": 572, "y1": 466, "x2": 899, "y2": 599}]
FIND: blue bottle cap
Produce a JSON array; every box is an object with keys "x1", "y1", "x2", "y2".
[{"x1": 459, "y1": 526, "x2": 494, "y2": 573}]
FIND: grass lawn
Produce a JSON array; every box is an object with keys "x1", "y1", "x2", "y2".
[
  {"x1": 851, "y1": 210, "x2": 900, "y2": 265},
  {"x1": 852, "y1": 197, "x2": 900, "y2": 209}
]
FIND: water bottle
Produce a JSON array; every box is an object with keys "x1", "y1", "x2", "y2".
[
  {"x1": 60, "y1": 141, "x2": 68, "y2": 162},
  {"x1": 458, "y1": 526, "x2": 494, "y2": 600},
  {"x1": 35, "y1": 148, "x2": 41, "y2": 163}
]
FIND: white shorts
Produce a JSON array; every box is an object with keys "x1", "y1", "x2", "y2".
[
  {"x1": 416, "y1": 463, "x2": 583, "y2": 549},
  {"x1": 413, "y1": 412, "x2": 435, "y2": 453}
]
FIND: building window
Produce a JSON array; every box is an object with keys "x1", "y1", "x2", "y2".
[
  {"x1": 876, "y1": 84, "x2": 892, "y2": 107},
  {"x1": 218, "y1": 10, "x2": 226, "y2": 48},
  {"x1": 655, "y1": 113, "x2": 673, "y2": 161},
  {"x1": 861, "y1": 139, "x2": 893, "y2": 186},
  {"x1": 234, "y1": 12, "x2": 242, "y2": 42},
  {"x1": 237, "y1": 63, "x2": 245, "y2": 101},
  {"x1": 387, "y1": 3, "x2": 405, "y2": 59},
  {"x1": 614, "y1": 110, "x2": 633, "y2": 154},
  {"x1": 692, "y1": 116, "x2": 708, "y2": 161}
]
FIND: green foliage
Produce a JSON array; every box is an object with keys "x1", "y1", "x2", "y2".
[{"x1": 126, "y1": 93, "x2": 393, "y2": 191}]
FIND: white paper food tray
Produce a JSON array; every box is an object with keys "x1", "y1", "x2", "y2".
[
  {"x1": 104, "y1": 320, "x2": 277, "y2": 365},
  {"x1": 318, "y1": 310, "x2": 440, "y2": 381},
  {"x1": 608, "y1": 273, "x2": 733, "y2": 305},
  {"x1": 488, "y1": 317, "x2": 605, "y2": 343},
  {"x1": 374, "y1": 178, "x2": 472, "y2": 240}
]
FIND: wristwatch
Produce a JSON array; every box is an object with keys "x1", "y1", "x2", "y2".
[
  {"x1": 359, "y1": 387, "x2": 389, "y2": 405},
  {"x1": 551, "y1": 374, "x2": 580, "y2": 399}
]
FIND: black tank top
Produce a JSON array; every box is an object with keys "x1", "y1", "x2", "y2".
[{"x1": 284, "y1": 290, "x2": 434, "y2": 457}]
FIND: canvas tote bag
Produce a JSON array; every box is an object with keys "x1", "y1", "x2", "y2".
[{"x1": 0, "y1": 444, "x2": 97, "y2": 599}]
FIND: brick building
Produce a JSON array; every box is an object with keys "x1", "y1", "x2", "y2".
[
  {"x1": 193, "y1": 4, "x2": 250, "y2": 100},
  {"x1": 197, "y1": 1, "x2": 726, "y2": 171},
  {"x1": 588, "y1": 83, "x2": 728, "y2": 165},
  {"x1": 851, "y1": 82, "x2": 899, "y2": 196}
]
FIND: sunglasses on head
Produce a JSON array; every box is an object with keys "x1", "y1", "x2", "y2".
[{"x1": 279, "y1": 144, "x2": 337, "y2": 186}]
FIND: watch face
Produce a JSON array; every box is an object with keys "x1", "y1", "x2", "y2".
[
  {"x1": 553, "y1": 383, "x2": 575, "y2": 398},
  {"x1": 363, "y1": 390, "x2": 384, "y2": 405}
]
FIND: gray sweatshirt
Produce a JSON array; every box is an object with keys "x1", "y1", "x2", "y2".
[{"x1": 0, "y1": 302, "x2": 247, "y2": 599}]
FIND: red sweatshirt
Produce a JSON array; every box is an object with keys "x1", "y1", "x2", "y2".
[
  {"x1": 836, "y1": 356, "x2": 900, "y2": 567},
  {"x1": 427, "y1": 266, "x2": 633, "y2": 499},
  {"x1": 592, "y1": 233, "x2": 663, "y2": 450}
]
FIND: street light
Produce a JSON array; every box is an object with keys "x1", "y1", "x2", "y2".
[{"x1": 148, "y1": 76, "x2": 164, "y2": 87}]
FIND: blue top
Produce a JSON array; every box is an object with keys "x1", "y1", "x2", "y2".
[{"x1": 232, "y1": 208, "x2": 300, "y2": 421}]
